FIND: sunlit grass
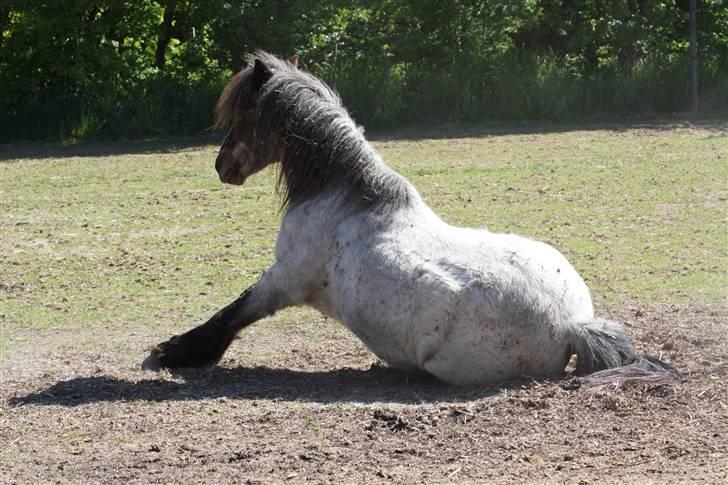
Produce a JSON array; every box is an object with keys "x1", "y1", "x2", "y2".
[{"x1": 1, "y1": 124, "x2": 726, "y2": 343}]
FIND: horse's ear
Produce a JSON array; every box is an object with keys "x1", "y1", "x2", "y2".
[
  {"x1": 253, "y1": 58, "x2": 272, "y2": 91},
  {"x1": 289, "y1": 55, "x2": 299, "y2": 68}
]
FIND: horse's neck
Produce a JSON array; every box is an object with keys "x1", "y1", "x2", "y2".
[
  {"x1": 347, "y1": 135, "x2": 418, "y2": 207},
  {"x1": 280, "y1": 114, "x2": 417, "y2": 210}
]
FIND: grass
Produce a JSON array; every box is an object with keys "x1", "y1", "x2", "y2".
[{"x1": 1, "y1": 122, "x2": 726, "y2": 352}]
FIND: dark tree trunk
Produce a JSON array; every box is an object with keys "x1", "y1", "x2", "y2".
[
  {"x1": 155, "y1": 2, "x2": 177, "y2": 70},
  {"x1": 689, "y1": 0, "x2": 698, "y2": 112}
]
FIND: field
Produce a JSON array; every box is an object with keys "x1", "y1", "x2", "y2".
[{"x1": 1, "y1": 121, "x2": 727, "y2": 483}]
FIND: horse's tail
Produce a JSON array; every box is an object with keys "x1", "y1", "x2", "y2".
[{"x1": 569, "y1": 318, "x2": 681, "y2": 389}]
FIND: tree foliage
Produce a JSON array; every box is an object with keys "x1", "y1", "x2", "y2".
[{"x1": 1, "y1": 0, "x2": 726, "y2": 141}]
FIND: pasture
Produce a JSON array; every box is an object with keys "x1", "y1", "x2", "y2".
[{"x1": 1, "y1": 122, "x2": 726, "y2": 482}]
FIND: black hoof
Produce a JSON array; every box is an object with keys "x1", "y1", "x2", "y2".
[
  {"x1": 141, "y1": 348, "x2": 164, "y2": 370},
  {"x1": 141, "y1": 338, "x2": 191, "y2": 370},
  {"x1": 141, "y1": 323, "x2": 236, "y2": 370}
]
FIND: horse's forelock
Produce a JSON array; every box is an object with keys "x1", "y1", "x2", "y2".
[
  {"x1": 215, "y1": 52, "x2": 298, "y2": 132},
  {"x1": 214, "y1": 71, "x2": 247, "y2": 131}
]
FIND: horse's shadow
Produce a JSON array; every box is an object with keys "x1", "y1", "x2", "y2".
[{"x1": 8, "y1": 365, "x2": 514, "y2": 407}]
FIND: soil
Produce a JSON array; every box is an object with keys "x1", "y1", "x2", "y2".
[{"x1": 2, "y1": 303, "x2": 727, "y2": 484}]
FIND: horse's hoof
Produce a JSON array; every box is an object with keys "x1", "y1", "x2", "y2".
[
  {"x1": 140, "y1": 329, "x2": 231, "y2": 370},
  {"x1": 141, "y1": 337, "x2": 179, "y2": 370},
  {"x1": 141, "y1": 347, "x2": 165, "y2": 371}
]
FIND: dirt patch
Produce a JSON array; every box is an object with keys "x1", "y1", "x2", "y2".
[{"x1": 2, "y1": 305, "x2": 727, "y2": 483}]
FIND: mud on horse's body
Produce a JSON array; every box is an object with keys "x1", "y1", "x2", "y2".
[{"x1": 143, "y1": 52, "x2": 675, "y2": 386}]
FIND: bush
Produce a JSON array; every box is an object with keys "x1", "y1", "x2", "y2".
[{"x1": 1, "y1": 0, "x2": 725, "y2": 142}]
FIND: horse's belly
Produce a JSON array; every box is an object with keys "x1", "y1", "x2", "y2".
[
  {"x1": 335, "y1": 291, "x2": 572, "y2": 384},
  {"x1": 418, "y1": 312, "x2": 573, "y2": 385},
  {"x1": 322, "y1": 225, "x2": 593, "y2": 384},
  {"x1": 326, "y1": 266, "x2": 551, "y2": 376}
]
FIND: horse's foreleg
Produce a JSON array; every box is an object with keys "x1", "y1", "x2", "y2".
[{"x1": 141, "y1": 269, "x2": 288, "y2": 370}]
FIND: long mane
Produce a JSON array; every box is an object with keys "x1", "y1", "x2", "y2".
[{"x1": 216, "y1": 51, "x2": 412, "y2": 212}]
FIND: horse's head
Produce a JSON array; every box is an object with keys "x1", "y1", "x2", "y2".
[{"x1": 214, "y1": 54, "x2": 298, "y2": 185}]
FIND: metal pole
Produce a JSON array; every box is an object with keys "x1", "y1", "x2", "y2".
[{"x1": 689, "y1": 0, "x2": 698, "y2": 112}]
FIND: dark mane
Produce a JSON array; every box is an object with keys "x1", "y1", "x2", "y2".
[{"x1": 217, "y1": 51, "x2": 412, "y2": 212}]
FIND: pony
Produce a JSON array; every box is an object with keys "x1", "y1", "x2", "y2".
[{"x1": 142, "y1": 51, "x2": 675, "y2": 386}]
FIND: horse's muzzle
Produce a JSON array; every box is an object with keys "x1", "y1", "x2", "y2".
[
  {"x1": 217, "y1": 162, "x2": 246, "y2": 185},
  {"x1": 215, "y1": 153, "x2": 239, "y2": 184}
]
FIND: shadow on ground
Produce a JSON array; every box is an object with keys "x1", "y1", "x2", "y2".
[
  {"x1": 0, "y1": 134, "x2": 220, "y2": 162},
  {"x1": 2, "y1": 117, "x2": 725, "y2": 161},
  {"x1": 370, "y1": 117, "x2": 727, "y2": 142},
  {"x1": 8, "y1": 364, "x2": 513, "y2": 407}
]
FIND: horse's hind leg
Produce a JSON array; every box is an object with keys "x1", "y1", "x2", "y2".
[{"x1": 141, "y1": 267, "x2": 288, "y2": 370}]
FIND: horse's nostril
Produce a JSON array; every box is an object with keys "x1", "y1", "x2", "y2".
[{"x1": 215, "y1": 155, "x2": 223, "y2": 173}]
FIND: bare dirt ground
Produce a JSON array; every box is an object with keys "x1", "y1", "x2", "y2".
[{"x1": 2, "y1": 303, "x2": 726, "y2": 484}]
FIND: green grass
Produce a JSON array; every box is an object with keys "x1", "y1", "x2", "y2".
[{"x1": 1, "y1": 123, "x2": 726, "y2": 345}]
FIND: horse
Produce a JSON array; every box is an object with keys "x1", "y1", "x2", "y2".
[{"x1": 142, "y1": 51, "x2": 676, "y2": 386}]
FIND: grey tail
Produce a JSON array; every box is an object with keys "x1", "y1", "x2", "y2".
[
  {"x1": 572, "y1": 318, "x2": 635, "y2": 374},
  {"x1": 579, "y1": 356, "x2": 682, "y2": 390},
  {"x1": 570, "y1": 318, "x2": 681, "y2": 389}
]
